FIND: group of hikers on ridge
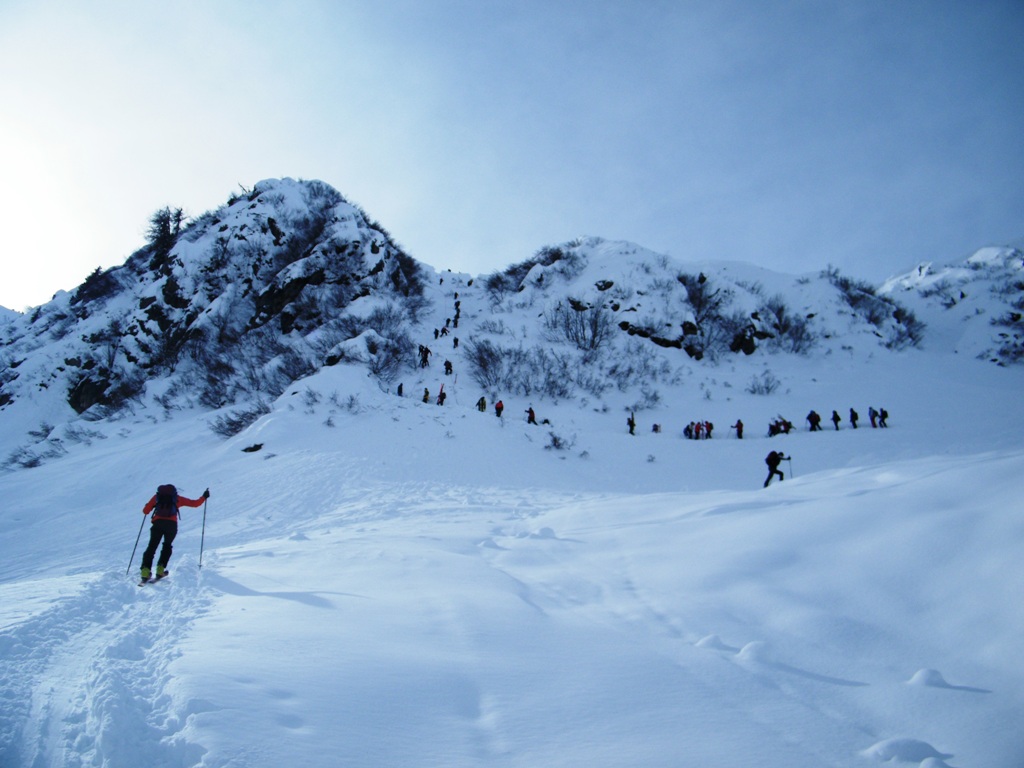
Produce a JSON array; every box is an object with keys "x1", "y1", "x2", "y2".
[
  {"x1": 624, "y1": 406, "x2": 889, "y2": 440},
  {"x1": 683, "y1": 420, "x2": 714, "y2": 439},
  {"x1": 405, "y1": 374, "x2": 892, "y2": 445},
  {"x1": 801, "y1": 406, "x2": 889, "y2": 433}
]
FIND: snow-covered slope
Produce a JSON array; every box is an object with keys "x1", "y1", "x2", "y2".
[
  {"x1": 0, "y1": 178, "x2": 1017, "y2": 466},
  {"x1": 1, "y1": 179, "x2": 1022, "y2": 767},
  {"x1": 0, "y1": 178, "x2": 426, "y2": 438},
  {"x1": 880, "y1": 245, "x2": 1024, "y2": 362},
  {"x1": 1, "y1": 347, "x2": 1022, "y2": 767}
]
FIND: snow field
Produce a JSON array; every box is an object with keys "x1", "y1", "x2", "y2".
[{"x1": 1, "y1": 335, "x2": 1023, "y2": 766}]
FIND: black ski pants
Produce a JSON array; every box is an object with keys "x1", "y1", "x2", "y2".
[
  {"x1": 142, "y1": 519, "x2": 178, "y2": 570},
  {"x1": 764, "y1": 467, "x2": 784, "y2": 487}
]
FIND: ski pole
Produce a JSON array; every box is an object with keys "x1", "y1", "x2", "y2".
[
  {"x1": 126, "y1": 515, "x2": 146, "y2": 575},
  {"x1": 786, "y1": 458, "x2": 794, "y2": 478},
  {"x1": 199, "y1": 497, "x2": 208, "y2": 569}
]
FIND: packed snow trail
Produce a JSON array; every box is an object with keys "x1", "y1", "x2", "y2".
[{"x1": 0, "y1": 561, "x2": 212, "y2": 766}]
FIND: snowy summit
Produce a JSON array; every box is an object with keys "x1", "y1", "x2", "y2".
[{"x1": 1, "y1": 178, "x2": 1022, "y2": 767}]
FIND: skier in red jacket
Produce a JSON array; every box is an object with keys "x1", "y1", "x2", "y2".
[{"x1": 140, "y1": 484, "x2": 209, "y2": 581}]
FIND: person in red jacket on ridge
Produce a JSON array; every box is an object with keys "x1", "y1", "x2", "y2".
[{"x1": 140, "y1": 484, "x2": 209, "y2": 581}]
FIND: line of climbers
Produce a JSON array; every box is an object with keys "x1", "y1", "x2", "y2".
[
  {"x1": 782, "y1": 406, "x2": 889, "y2": 435},
  {"x1": 400, "y1": 372, "x2": 894, "y2": 441},
  {"x1": 412, "y1": 286, "x2": 894, "y2": 441},
  {"x1": 622, "y1": 406, "x2": 890, "y2": 439}
]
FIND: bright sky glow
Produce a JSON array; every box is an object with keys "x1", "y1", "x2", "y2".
[{"x1": 1, "y1": 0, "x2": 1021, "y2": 309}]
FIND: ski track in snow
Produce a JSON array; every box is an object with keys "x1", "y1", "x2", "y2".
[{"x1": 0, "y1": 565, "x2": 213, "y2": 767}]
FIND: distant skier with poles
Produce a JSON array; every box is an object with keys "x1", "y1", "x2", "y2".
[
  {"x1": 139, "y1": 484, "x2": 209, "y2": 583},
  {"x1": 763, "y1": 451, "x2": 790, "y2": 488}
]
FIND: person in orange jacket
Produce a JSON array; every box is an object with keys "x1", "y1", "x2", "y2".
[{"x1": 140, "y1": 484, "x2": 209, "y2": 581}]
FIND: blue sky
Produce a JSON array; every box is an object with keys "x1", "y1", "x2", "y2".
[{"x1": 1, "y1": 0, "x2": 1021, "y2": 309}]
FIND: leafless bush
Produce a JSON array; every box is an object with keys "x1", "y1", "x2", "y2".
[
  {"x1": 746, "y1": 370, "x2": 781, "y2": 395},
  {"x1": 27, "y1": 422, "x2": 54, "y2": 440},
  {"x1": 762, "y1": 295, "x2": 816, "y2": 354},
  {"x1": 301, "y1": 387, "x2": 321, "y2": 411},
  {"x1": 607, "y1": 341, "x2": 672, "y2": 391},
  {"x1": 366, "y1": 335, "x2": 412, "y2": 383},
  {"x1": 545, "y1": 431, "x2": 576, "y2": 451},
  {"x1": 543, "y1": 301, "x2": 614, "y2": 357},
  {"x1": 62, "y1": 424, "x2": 106, "y2": 445},
  {"x1": 209, "y1": 399, "x2": 271, "y2": 438},
  {"x1": 464, "y1": 339, "x2": 506, "y2": 390},
  {"x1": 886, "y1": 308, "x2": 926, "y2": 350},
  {"x1": 477, "y1": 319, "x2": 512, "y2": 336},
  {"x1": 627, "y1": 386, "x2": 662, "y2": 412},
  {"x1": 677, "y1": 272, "x2": 736, "y2": 358},
  {"x1": 3, "y1": 446, "x2": 43, "y2": 469}
]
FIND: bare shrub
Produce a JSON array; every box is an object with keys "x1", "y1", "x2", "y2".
[
  {"x1": 746, "y1": 370, "x2": 781, "y2": 395},
  {"x1": 209, "y1": 399, "x2": 271, "y2": 438},
  {"x1": 762, "y1": 295, "x2": 816, "y2": 354},
  {"x1": 545, "y1": 431, "x2": 576, "y2": 451},
  {"x1": 477, "y1": 319, "x2": 512, "y2": 336},
  {"x1": 464, "y1": 339, "x2": 506, "y2": 390},
  {"x1": 28, "y1": 422, "x2": 54, "y2": 440},
  {"x1": 367, "y1": 335, "x2": 412, "y2": 383},
  {"x1": 826, "y1": 266, "x2": 924, "y2": 348},
  {"x1": 3, "y1": 446, "x2": 43, "y2": 469},
  {"x1": 301, "y1": 387, "x2": 321, "y2": 411},
  {"x1": 627, "y1": 386, "x2": 661, "y2": 412},
  {"x1": 607, "y1": 341, "x2": 672, "y2": 391},
  {"x1": 887, "y1": 307, "x2": 926, "y2": 350},
  {"x1": 484, "y1": 272, "x2": 517, "y2": 305},
  {"x1": 677, "y1": 272, "x2": 735, "y2": 358},
  {"x1": 543, "y1": 301, "x2": 613, "y2": 357},
  {"x1": 62, "y1": 424, "x2": 106, "y2": 445}
]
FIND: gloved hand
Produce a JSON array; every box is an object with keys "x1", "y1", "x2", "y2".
[{"x1": 203, "y1": 488, "x2": 210, "y2": 499}]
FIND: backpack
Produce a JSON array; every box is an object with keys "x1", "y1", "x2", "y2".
[
  {"x1": 154, "y1": 484, "x2": 179, "y2": 519},
  {"x1": 765, "y1": 451, "x2": 778, "y2": 467}
]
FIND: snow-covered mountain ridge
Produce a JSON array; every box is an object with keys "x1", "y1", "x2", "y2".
[
  {"x1": 879, "y1": 246, "x2": 1024, "y2": 361},
  {"x1": 1, "y1": 178, "x2": 1020, "y2": 464}
]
